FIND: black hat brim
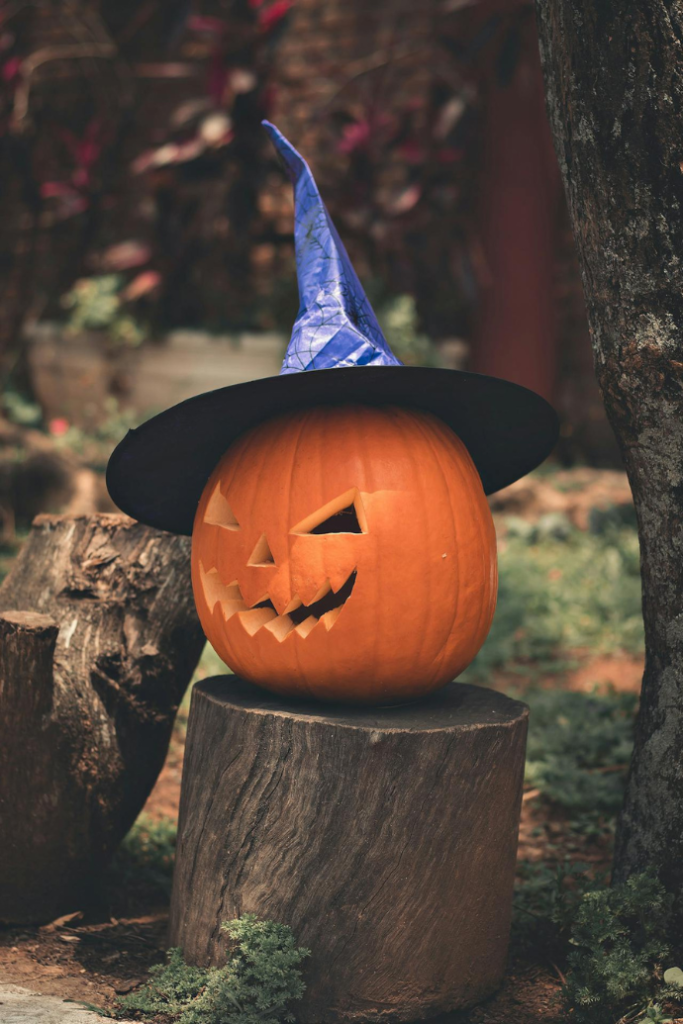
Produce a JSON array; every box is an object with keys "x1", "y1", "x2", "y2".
[{"x1": 106, "y1": 365, "x2": 559, "y2": 536}]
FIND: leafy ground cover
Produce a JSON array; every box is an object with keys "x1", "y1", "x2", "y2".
[
  {"x1": 3, "y1": 467, "x2": 681, "y2": 1023},
  {"x1": 117, "y1": 917, "x2": 309, "y2": 1024},
  {"x1": 464, "y1": 511, "x2": 643, "y2": 683}
]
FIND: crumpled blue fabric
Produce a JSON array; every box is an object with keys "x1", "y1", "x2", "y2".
[{"x1": 262, "y1": 121, "x2": 402, "y2": 374}]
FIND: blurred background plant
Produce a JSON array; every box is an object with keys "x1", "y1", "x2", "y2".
[
  {"x1": 0, "y1": 0, "x2": 607, "y2": 462},
  {"x1": 61, "y1": 273, "x2": 153, "y2": 347},
  {"x1": 377, "y1": 293, "x2": 440, "y2": 366}
]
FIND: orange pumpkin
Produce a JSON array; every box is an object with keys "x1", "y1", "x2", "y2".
[{"x1": 191, "y1": 404, "x2": 497, "y2": 704}]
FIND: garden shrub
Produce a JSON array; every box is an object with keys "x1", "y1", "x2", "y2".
[
  {"x1": 562, "y1": 873, "x2": 676, "y2": 1024},
  {"x1": 118, "y1": 914, "x2": 310, "y2": 1024},
  {"x1": 515, "y1": 866, "x2": 683, "y2": 1023}
]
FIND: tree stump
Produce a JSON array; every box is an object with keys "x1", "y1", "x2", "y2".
[
  {"x1": 169, "y1": 676, "x2": 528, "y2": 1023},
  {"x1": 0, "y1": 513, "x2": 205, "y2": 924}
]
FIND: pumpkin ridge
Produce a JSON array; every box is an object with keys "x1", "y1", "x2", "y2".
[
  {"x1": 410, "y1": 411, "x2": 492, "y2": 686},
  {"x1": 439, "y1": 415, "x2": 496, "y2": 680},
  {"x1": 407, "y1": 410, "x2": 462, "y2": 686},
  {"x1": 390, "y1": 409, "x2": 434, "y2": 687},
  {"x1": 429, "y1": 416, "x2": 470, "y2": 684},
  {"x1": 288, "y1": 409, "x2": 316, "y2": 695},
  {"x1": 445, "y1": 416, "x2": 497, "y2": 665}
]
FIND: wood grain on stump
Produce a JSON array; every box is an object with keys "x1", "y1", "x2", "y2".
[
  {"x1": 0, "y1": 513, "x2": 205, "y2": 924},
  {"x1": 169, "y1": 676, "x2": 528, "y2": 1023}
]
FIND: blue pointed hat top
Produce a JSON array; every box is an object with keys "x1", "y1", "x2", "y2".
[{"x1": 263, "y1": 121, "x2": 402, "y2": 374}]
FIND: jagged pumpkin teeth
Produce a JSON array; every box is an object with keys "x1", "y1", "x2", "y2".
[
  {"x1": 264, "y1": 615, "x2": 296, "y2": 641},
  {"x1": 295, "y1": 616, "x2": 318, "y2": 639},
  {"x1": 310, "y1": 579, "x2": 332, "y2": 604},
  {"x1": 199, "y1": 565, "x2": 243, "y2": 614},
  {"x1": 321, "y1": 607, "x2": 342, "y2": 631},
  {"x1": 238, "y1": 607, "x2": 278, "y2": 636},
  {"x1": 283, "y1": 595, "x2": 303, "y2": 615}
]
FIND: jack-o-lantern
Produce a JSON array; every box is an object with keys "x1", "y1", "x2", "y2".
[
  {"x1": 191, "y1": 405, "x2": 497, "y2": 703},
  {"x1": 106, "y1": 121, "x2": 557, "y2": 706}
]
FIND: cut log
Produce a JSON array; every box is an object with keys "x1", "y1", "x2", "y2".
[
  {"x1": 0, "y1": 513, "x2": 205, "y2": 924},
  {"x1": 169, "y1": 676, "x2": 528, "y2": 1024}
]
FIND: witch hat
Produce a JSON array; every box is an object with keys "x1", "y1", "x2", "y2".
[{"x1": 107, "y1": 122, "x2": 558, "y2": 536}]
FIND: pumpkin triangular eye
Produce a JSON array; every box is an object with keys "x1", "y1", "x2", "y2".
[
  {"x1": 204, "y1": 484, "x2": 240, "y2": 530},
  {"x1": 292, "y1": 488, "x2": 367, "y2": 535},
  {"x1": 248, "y1": 533, "x2": 275, "y2": 566},
  {"x1": 310, "y1": 505, "x2": 362, "y2": 534}
]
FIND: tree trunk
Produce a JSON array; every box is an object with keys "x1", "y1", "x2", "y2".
[
  {"x1": 169, "y1": 676, "x2": 529, "y2": 1024},
  {"x1": 533, "y1": 0, "x2": 683, "y2": 910},
  {"x1": 0, "y1": 513, "x2": 205, "y2": 923}
]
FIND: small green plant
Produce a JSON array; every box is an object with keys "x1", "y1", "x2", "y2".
[
  {"x1": 562, "y1": 873, "x2": 675, "y2": 1024},
  {"x1": 637, "y1": 1004, "x2": 675, "y2": 1024},
  {"x1": 118, "y1": 915, "x2": 309, "y2": 1024},
  {"x1": 515, "y1": 865, "x2": 683, "y2": 1024},
  {"x1": 61, "y1": 274, "x2": 147, "y2": 347},
  {"x1": 1, "y1": 387, "x2": 43, "y2": 427}
]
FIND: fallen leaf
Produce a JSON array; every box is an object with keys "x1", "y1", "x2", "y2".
[{"x1": 40, "y1": 910, "x2": 83, "y2": 933}]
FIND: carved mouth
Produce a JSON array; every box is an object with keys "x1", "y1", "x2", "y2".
[{"x1": 198, "y1": 562, "x2": 357, "y2": 642}]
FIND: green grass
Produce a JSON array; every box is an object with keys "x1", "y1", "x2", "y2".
[
  {"x1": 463, "y1": 518, "x2": 644, "y2": 681},
  {"x1": 108, "y1": 814, "x2": 177, "y2": 902},
  {"x1": 193, "y1": 642, "x2": 230, "y2": 682},
  {"x1": 181, "y1": 643, "x2": 231, "y2": 715},
  {"x1": 524, "y1": 688, "x2": 637, "y2": 829},
  {"x1": 512, "y1": 684, "x2": 638, "y2": 959},
  {"x1": 512, "y1": 685, "x2": 682, "y2": 1023}
]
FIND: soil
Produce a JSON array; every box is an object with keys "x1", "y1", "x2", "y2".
[{"x1": 491, "y1": 650, "x2": 645, "y2": 698}]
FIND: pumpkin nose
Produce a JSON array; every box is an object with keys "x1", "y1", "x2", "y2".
[{"x1": 236, "y1": 532, "x2": 278, "y2": 609}]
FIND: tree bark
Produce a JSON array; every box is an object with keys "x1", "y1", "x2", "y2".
[
  {"x1": 533, "y1": 0, "x2": 683, "y2": 909},
  {"x1": 0, "y1": 513, "x2": 205, "y2": 923},
  {"x1": 169, "y1": 676, "x2": 528, "y2": 1024}
]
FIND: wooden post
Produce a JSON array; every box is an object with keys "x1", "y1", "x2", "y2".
[
  {"x1": 0, "y1": 513, "x2": 205, "y2": 924},
  {"x1": 470, "y1": 0, "x2": 562, "y2": 402},
  {"x1": 169, "y1": 676, "x2": 528, "y2": 1023}
]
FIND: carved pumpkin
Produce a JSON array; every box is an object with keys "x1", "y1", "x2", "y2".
[{"x1": 191, "y1": 403, "x2": 497, "y2": 704}]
